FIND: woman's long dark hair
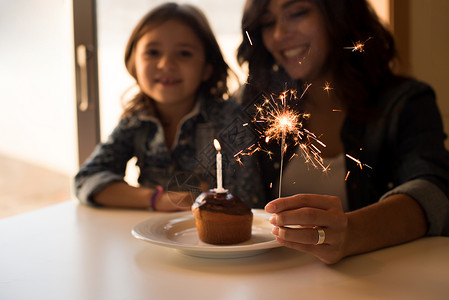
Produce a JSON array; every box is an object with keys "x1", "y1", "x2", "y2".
[
  {"x1": 237, "y1": 0, "x2": 399, "y2": 117},
  {"x1": 122, "y1": 2, "x2": 231, "y2": 118}
]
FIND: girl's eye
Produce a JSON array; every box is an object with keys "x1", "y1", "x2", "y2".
[
  {"x1": 145, "y1": 49, "x2": 160, "y2": 56},
  {"x1": 179, "y1": 50, "x2": 193, "y2": 57}
]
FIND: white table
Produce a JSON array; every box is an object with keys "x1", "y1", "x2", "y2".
[{"x1": 1, "y1": 200, "x2": 448, "y2": 300}]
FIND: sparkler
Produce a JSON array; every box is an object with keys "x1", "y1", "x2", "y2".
[
  {"x1": 236, "y1": 86, "x2": 327, "y2": 198},
  {"x1": 235, "y1": 32, "x2": 375, "y2": 195}
]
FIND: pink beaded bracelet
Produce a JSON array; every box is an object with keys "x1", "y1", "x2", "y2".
[{"x1": 150, "y1": 185, "x2": 164, "y2": 210}]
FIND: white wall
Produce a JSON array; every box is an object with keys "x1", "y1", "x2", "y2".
[
  {"x1": 369, "y1": 0, "x2": 449, "y2": 147},
  {"x1": 0, "y1": 0, "x2": 77, "y2": 175},
  {"x1": 368, "y1": 0, "x2": 390, "y2": 25}
]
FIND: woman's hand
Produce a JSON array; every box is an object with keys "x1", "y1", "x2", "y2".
[
  {"x1": 153, "y1": 190, "x2": 195, "y2": 211},
  {"x1": 265, "y1": 194, "x2": 349, "y2": 264}
]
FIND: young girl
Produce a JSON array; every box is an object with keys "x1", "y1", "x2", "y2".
[
  {"x1": 237, "y1": 0, "x2": 449, "y2": 263},
  {"x1": 75, "y1": 3, "x2": 264, "y2": 211}
]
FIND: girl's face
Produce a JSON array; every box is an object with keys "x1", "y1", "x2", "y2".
[
  {"x1": 261, "y1": 0, "x2": 330, "y2": 82},
  {"x1": 135, "y1": 20, "x2": 212, "y2": 108}
]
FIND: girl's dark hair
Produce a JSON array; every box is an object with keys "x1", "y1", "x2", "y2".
[
  {"x1": 122, "y1": 2, "x2": 231, "y2": 117},
  {"x1": 237, "y1": 0, "x2": 399, "y2": 116}
]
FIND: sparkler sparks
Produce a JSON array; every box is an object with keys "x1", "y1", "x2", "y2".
[
  {"x1": 346, "y1": 154, "x2": 363, "y2": 169},
  {"x1": 264, "y1": 106, "x2": 301, "y2": 142},
  {"x1": 236, "y1": 86, "x2": 328, "y2": 197},
  {"x1": 323, "y1": 82, "x2": 333, "y2": 94},
  {"x1": 233, "y1": 32, "x2": 377, "y2": 197},
  {"x1": 344, "y1": 37, "x2": 372, "y2": 52},
  {"x1": 245, "y1": 30, "x2": 253, "y2": 46},
  {"x1": 345, "y1": 154, "x2": 372, "y2": 170}
]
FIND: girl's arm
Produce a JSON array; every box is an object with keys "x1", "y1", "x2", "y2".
[
  {"x1": 93, "y1": 182, "x2": 152, "y2": 208},
  {"x1": 75, "y1": 117, "x2": 193, "y2": 210},
  {"x1": 75, "y1": 118, "x2": 136, "y2": 205},
  {"x1": 94, "y1": 181, "x2": 194, "y2": 211}
]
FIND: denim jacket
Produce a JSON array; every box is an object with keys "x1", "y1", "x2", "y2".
[
  {"x1": 258, "y1": 78, "x2": 449, "y2": 236},
  {"x1": 74, "y1": 96, "x2": 265, "y2": 208}
]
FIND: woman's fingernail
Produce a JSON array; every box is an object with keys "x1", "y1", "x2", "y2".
[
  {"x1": 272, "y1": 226, "x2": 279, "y2": 235},
  {"x1": 265, "y1": 202, "x2": 276, "y2": 213},
  {"x1": 269, "y1": 214, "x2": 277, "y2": 225}
]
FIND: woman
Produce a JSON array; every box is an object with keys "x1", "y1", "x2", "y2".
[{"x1": 237, "y1": 0, "x2": 449, "y2": 263}]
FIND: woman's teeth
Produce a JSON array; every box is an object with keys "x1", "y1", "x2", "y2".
[{"x1": 283, "y1": 46, "x2": 307, "y2": 58}]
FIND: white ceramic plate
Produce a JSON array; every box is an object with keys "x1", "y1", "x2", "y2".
[{"x1": 132, "y1": 209, "x2": 281, "y2": 258}]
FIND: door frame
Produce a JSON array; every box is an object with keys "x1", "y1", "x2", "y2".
[
  {"x1": 390, "y1": 0, "x2": 411, "y2": 75},
  {"x1": 73, "y1": 0, "x2": 101, "y2": 166}
]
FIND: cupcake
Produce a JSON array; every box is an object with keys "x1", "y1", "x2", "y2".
[{"x1": 192, "y1": 190, "x2": 253, "y2": 245}]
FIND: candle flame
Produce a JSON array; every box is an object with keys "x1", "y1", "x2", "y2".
[{"x1": 213, "y1": 139, "x2": 221, "y2": 151}]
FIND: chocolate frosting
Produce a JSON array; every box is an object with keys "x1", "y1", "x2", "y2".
[{"x1": 192, "y1": 190, "x2": 252, "y2": 215}]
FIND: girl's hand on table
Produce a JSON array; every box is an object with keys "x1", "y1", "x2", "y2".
[
  {"x1": 265, "y1": 194, "x2": 349, "y2": 264},
  {"x1": 154, "y1": 191, "x2": 195, "y2": 211}
]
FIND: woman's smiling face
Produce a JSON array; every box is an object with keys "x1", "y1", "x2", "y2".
[{"x1": 261, "y1": 0, "x2": 331, "y2": 82}]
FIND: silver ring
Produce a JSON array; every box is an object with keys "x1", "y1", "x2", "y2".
[{"x1": 313, "y1": 226, "x2": 325, "y2": 245}]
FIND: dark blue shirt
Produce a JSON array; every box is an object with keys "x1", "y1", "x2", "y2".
[
  {"x1": 75, "y1": 97, "x2": 265, "y2": 208},
  {"x1": 259, "y1": 78, "x2": 449, "y2": 235}
]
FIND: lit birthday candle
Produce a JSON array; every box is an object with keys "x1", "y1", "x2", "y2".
[{"x1": 213, "y1": 139, "x2": 227, "y2": 193}]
